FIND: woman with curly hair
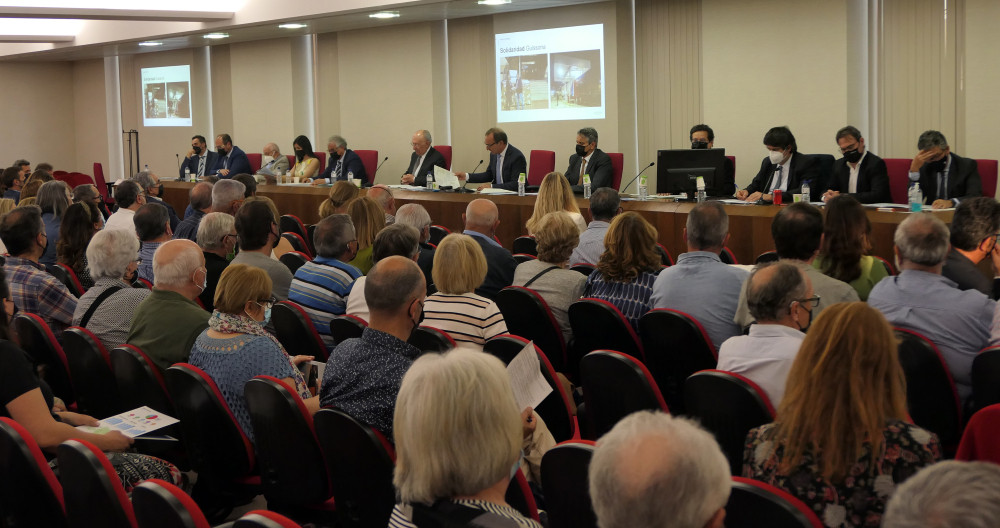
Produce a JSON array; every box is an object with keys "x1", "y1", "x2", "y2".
[
  {"x1": 813, "y1": 195, "x2": 888, "y2": 300},
  {"x1": 57, "y1": 201, "x2": 102, "y2": 289},
  {"x1": 525, "y1": 172, "x2": 586, "y2": 235}
]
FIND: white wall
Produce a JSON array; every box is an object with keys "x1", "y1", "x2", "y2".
[{"x1": 0, "y1": 62, "x2": 78, "y2": 172}]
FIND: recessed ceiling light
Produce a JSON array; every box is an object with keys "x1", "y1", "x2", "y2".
[
  {"x1": 138, "y1": 41, "x2": 162, "y2": 47},
  {"x1": 478, "y1": 0, "x2": 512, "y2": 5},
  {"x1": 278, "y1": 23, "x2": 307, "y2": 29},
  {"x1": 202, "y1": 32, "x2": 229, "y2": 39},
  {"x1": 368, "y1": 11, "x2": 400, "y2": 19}
]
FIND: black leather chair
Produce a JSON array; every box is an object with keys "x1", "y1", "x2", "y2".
[
  {"x1": 504, "y1": 468, "x2": 542, "y2": 523},
  {"x1": 755, "y1": 250, "x2": 779, "y2": 264},
  {"x1": 428, "y1": 225, "x2": 450, "y2": 246},
  {"x1": 272, "y1": 301, "x2": 329, "y2": 361},
  {"x1": 495, "y1": 286, "x2": 568, "y2": 374},
  {"x1": 513, "y1": 253, "x2": 536, "y2": 264},
  {"x1": 47, "y1": 263, "x2": 86, "y2": 296},
  {"x1": 278, "y1": 251, "x2": 309, "y2": 275},
  {"x1": 233, "y1": 510, "x2": 303, "y2": 528},
  {"x1": 569, "y1": 263, "x2": 596, "y2": 276},
  {"x1": 569, "y1": 298, "x2": 644, "y2": 378},
  {"x1": 408, "y1": 326, "x2": 455, "y2": 353},
  {"x1": 726, "y1": 477, "x2": 822, "y2": 528},
  {"x1": 329, "y1": 314, "x2": 368, "y2": 345},
  {"x1": 132, "y1": 479, "x2": 212, "y2": 528},
  {"x1": 305, "y1": 224, "x2": 317, "y2": 256},
  {"x1": 638, "y1": 308, "x2": 717, "y2": 414},
  {"x1": 281, "y1": 233, "x2": 312, "y2": 259},
  {"x1": 540, "y1": 441, "x2": 598, "y2": 528},
  {"x1": 513, "y1": 235, "x2": 538, "y2": 256},
  {"x1": 57, "y1": 439, "x2": 137, "y2": 528},
  {"x1": 719, "y1": 247, "x2": 739, "y2": 264},
  {"x1": 279, "y1": 214, "x2": 307, "y2": 240},
  {"x1": 0, "y1": 417, "x2": 68, "y2": 528},
  {"x1": 580, "y1": 350, "x2": 669, "y2": 439},
  {"x1": 655, "y1": 243, "x2": 674, "y2": 266},
  {"x1": 62, "y1": 327, "x2": 123, "y2": 418},
  {"x1": 895, "y1": 328, "x2": 962, "y2": 452},
  {"x1": 971, "y1": 346, "x2": 1000, "y2": 413},
  {"x1": 13, "y1": 313, "x2": 76, "y2": 406}
]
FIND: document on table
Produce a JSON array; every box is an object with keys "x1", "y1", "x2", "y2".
[
  {"x1": 433, "y1": 165, "x2": 461, "y2": 188},
  {"x1": 76, "y1": 406, "x2": 179, "y2": 438},
  {"x1": 507, "y1": 341, "x2": 553, "y2": 411},
  {"x1": 479, "y1": 188, "x2": 518, "y2": 195}
]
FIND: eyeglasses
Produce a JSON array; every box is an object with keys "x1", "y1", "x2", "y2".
[
  {"x1": 222, "y1": 233, "x2": 238, "y2": 244},
  {"x1": 254, "y1": 298, "x2": 277, "y2": 311},
  {"x1": 792, "y1": 295, "x2": 821, "y2": 310},
  {"x1": 839, "y1": 143, "x2": 860, "y2": 153},
  {"x1": 485, "y1": 141, "x2": 497, "y2": 149}
]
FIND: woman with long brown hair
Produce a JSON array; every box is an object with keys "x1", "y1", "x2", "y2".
[
  {"x1": 347, "y1": 196, "x2": 386, "y2": 274},
  {"x1": 57, "y1": 201, "x2": 102, "y2": 289},
  {"x1": 743, "y1": 302, "x2": 940, "y2": 527},
  {"x1": 526, "y1": 172, "x2": 586, "y2": 234},
  {"x1": 814, "y1": 195, "x2": 888, "y2": 300}
]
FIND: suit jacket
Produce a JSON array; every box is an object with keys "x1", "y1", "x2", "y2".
[
  {"x1": 149, "y1": 196, "x2": 181, "y2": 232},
  {"x1": 404, "y1": 147, "x2": 448, "y2": 187},
  {"x1": 918, "y1": 152, "x2": 982, "y2": 204},
  {"x1": 213, "y1": 145, "x2": 251, "y2": 178},
  {"x1": 318, "y1": 149, "x2": 368, "y2": 184},
  {"x1": 417, "y1": 242, "x2": 435, "y2": 294},
  {"x1": 826, "y1": 151, "x2": 891, "y2": 203},
  {"x1": 256, "y1": 155, "x2": 290, "y2": 177},
  {"x1": 745, "y1": 152, "x2": 822, "y2": 198},
  {"x1": 942, "y1": 248, "x2": 999, "y2": 300},
  {"x1": 565, "y1": 149, "x2": 614, "y2": 190},
  {"x1": 468, "y1": 233, "x2": 516, "y2": 300},
  {"x1": 468, "y1": 145, "x2": 527, "y2": 191},
  {"x1": 179, "y1": 151, "x2": 219, "y2": 179}
]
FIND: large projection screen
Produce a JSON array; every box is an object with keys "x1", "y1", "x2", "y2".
[
  {"x1": 496, "y1": 24, "x2": 605, "y2": 123},
  {"x1": 141, "y1": 65, "x2": 192, "y2": 127}
]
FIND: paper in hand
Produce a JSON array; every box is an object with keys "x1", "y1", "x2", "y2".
[
  {"x1": 507, "y1": 341, "x2": 553, "y2": 411},
  {"x1": 433, "y1": 165, "x2": 460, "y2": 188},
  {"x1": 76, "y1": 406, "x2": 179, "y2": 438}
]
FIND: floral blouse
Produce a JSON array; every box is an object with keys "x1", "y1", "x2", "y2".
[{"x1": 743, "y1": 420, "x2": 941, "y2": 528}]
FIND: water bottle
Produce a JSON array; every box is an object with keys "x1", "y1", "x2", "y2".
[
  {"x1": 696, "y1": 176, "x2": 706, "y2": 203},
  {"x1": 144, "y1": 164, "x2": 149, "y2": 173},
  {"x1": 184, "y1": 167, "x2": 190, "y2": 181},
  {"x1": 347, "y1": 171, "x2": 354, "y2": 186},
  {"x1": 426, "y1": 172, "x2": 435, "y2": 190},
  {"x1": 583, "y1": 174, "x2": 592, "y2": 199},
  {"x1": 518, "y1": 173, "x2": 526, "y2": 197},
  {"x1": 909, "y1": 183, "x2": 923, "y2": 212},
  {"x1": 638, "y1": 174, "x2": 648, "y2": 201},
  {"x1": 284, "y1": 170, "x2": 291, "y2": 184},
  {"x1": 800, "y1": 180, "x2": 811, "y2": 204}
]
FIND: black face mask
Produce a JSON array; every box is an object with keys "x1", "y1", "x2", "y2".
[
  {"x1": 691, "y1": 140, "x2": 709, "y2": 150},
  {"x1": 575, "y1": 144, "x2": 587, "y2": 157},
  {"x1": 843, "y1": 149, "x2": 862, "y2": 163},
  {"x1": 928, "y1": 157, "x2": 948, "y2": 172},
  {"x1": 154, "y1": 183, "x2": 163, "y2": 195},
  {"x1": 295, "y1": 151, "x2": 305, "y2": 162},
  {"x1": 329, "y1": 151, "x2": 341, "y2": 161},
  {"x1": 217, "y1": 147, "x2": 226, "y2": 155},
  {"x1": 192, "y1": 145, "x2": 202, "y2": 155}
]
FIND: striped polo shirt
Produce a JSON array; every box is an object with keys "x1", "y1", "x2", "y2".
[
  {"x1": 288, "y1": 256, "x2": 363, "y2": 351},
  {"x1": 420, "y1": 292, "x2": 507, "y2": 350}
]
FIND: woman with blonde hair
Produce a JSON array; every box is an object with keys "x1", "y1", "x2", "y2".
[
  {"x1": 743, "y1": 302, "x2": 940, "y2": 527},
  {"x1": 814, "y1": 195, "x2": 888, "y2": 301},
  {"x1": 526, "y1": 172, "x2": 586, "y2": 234},
  {"x1": 347, "y1": 196, "x2": 386, "y2": 274},
  {"x1": 422, "y1": 234, "x2": 507, "y2": 349},
  {"x1": 318, "y1": 180, "x2": 360, "y2": 218},
  {"x1": 583, "y1": 212, "x2": 662, "y2": 331}
]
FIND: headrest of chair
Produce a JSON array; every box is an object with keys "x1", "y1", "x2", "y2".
[
  {"x1": 61, "y1": 439, "x2": 137, "y2": 527},
  {"x1": 0, "y1": 417, "x2": 64, "y2": 506},
  {"x1": 134, "y1": 479, "x2": 210, "y2": 528}
]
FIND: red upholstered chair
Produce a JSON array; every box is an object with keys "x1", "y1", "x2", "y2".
[
  {"x1": 894, "y1": 328, "x2": 962, "y2": 453},
  {"x1": 569, "y1": 298, "x2": 645, "y2": 376},
  {"x1": 972, "y1": 347, "x2": 1000, "y2": 413},
  {"x1": 727, "y1": 477, "x2": 823, "y2": 528},
  {"x1": 354, "y1": 149, "x2": 379, "y2": 184},
  {"x1": 608, "y1": 152, "x2": 624, "y2": 191},
  {"x1": 976, "y1": 159, "x2": 998, "y2": 198},
  {"x1": 528, "y1": 150, "x2": 556, "y2": 186},
  {"x1": 56, "y1": 263, "x2": 87, "y2": 294},
  {"x1": 329, "y1": 314, "x2": 368, "y2": 345},
  {"x1": 428, "y1": 224, "x2": 450, "y2": 246},
  {"x1": 278, "y1": 251, "x2": 310, "y2": 275},
  {"x1": 57, "y1": 439, "x2": 138, "y2": 528},
  {"x1": 436, "y1": 145, "x2": 453, "y2": 170},
  {"x1": 281, "y1": 232, "x2": 312, "y2": 259},
  {"x1": 247, "y1": 153, "x2": 262, "y2": 174},
  {"x1": 62, "y1": 327, "x2": 123, "y2": 418},
  {"x1": 94, "y1": 162, "x2": 114, "y2": 205},
  {"x1": 505, "y1": 468, "x2": 541, "y2": 522},
  {"x1": 13, "y1": 313, "x2": 76, "y2": 406},
  {"x1": 727, "y1": 155, "x2": 736, "y2": 176},
  {"x1": 874, "y1": 255, "x2": 895, "y2": 275},
  {"x1": 570, "y1": 263, "x2": 596, "y2": 276},
  {"x1": 956, "y1": 403, "x2": 1000, "y2": 464},
  {"x1": 513, "y1": 235, "x2": 538, "y2": 256},
  {"x1": 46, "y1": 263, "x2": 84, "y2": 296},
  {"x1": 755, "y1": 250, "x2": 779, "y2": 264},
  {"x1": 580, "y1": 350, "x2": 668, "y2": 439},
  {"x1": 234, "y1": 510, "x2": 304, "y2": 528},
  {"x1": 638, "y1": 308, "x2": 717, "y2": 414},
  {"x1": 540, "y1": 440, "x2": 597, "y2": 528},
  {"x1": 408, "y1": 326, "x2": 456, "y2": 353},
  {"x1": 0, "y1": 417, "x2": 68, "y2": 528},
  {"x1": 132, "y1": 479, "x2": 212, "y2": 528},
  {"x1": 279, "y1": 214, "x2": 308, "y2": 239},
  {"x1": 314, "y1": 151, "x2": 327, "y2": 173},
  {"x1": 494, "y1": 287, "x2": 569, "y2": 375},
  {"x1": 884, "y1": 158, "x2": 912, "y2": 203},
  {"x1": 272, "y1": 301, "x2": 329, "y2": 361},
  {"x1": 285, "y1": 155, "x2": 295, "y2": 170},
  {"x1": 719, "y1": 246, "x2": 739, "y2": 264},
  {"x1": 136, "y1": 277, "x2": 154, "y2": 289}
]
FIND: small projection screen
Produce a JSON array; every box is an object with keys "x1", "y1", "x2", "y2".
[{"x1": 141, "y1": 65, "x2": 192, "y2": 127}]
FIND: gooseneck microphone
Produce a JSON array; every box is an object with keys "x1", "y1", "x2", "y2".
[
  {"x1": 376, "y1": 156, "x2": 389, "y2": 173},
  {"x1": 459, "y1": 160, "x2": 484, "y2": 193},
  {"x1": 757, "y1": 165, "x2": 781, "y2": 204},
  {"x1": 621, "y1": 162, "x2": 655, "y2": 193}
]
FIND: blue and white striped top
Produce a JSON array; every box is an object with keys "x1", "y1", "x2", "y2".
[{"x1": 288, "y1": 256, "x2": 362, "y2": 351}]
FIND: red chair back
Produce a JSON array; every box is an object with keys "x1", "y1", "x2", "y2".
[
  {"x1": 494, "y1": 287, "x2": 568, "y2": 374},
  {"x1": 57, "y1": 263, "x2": 87, "y2": 294},
  {"x1": 0, "y1": 417, "x2": 67, "y2": 527},
  {"x1": 408, "y1": 326, "x2": 456, "y2": 353},
  {"x1": 279, "y1": 214, "x2": 307, "y2": 239},
  {"x1": 314, "y1": 151, "x2": 327, "y2": 173},
  {"x1": 13, "y1": 313, "x2": 76, "y2": 405},
  {"x1": 57, "y1": 439, "x2": 137, "y2": 528},
  {"x1": 727, "y1": 155, "x2": 736, "y2": 176},
  {"x1": 234, "y1": 510, "x2": 303, "y2": 528},
  {"x1": 428, "y1": 225, "x2": 450, "y2": 246},
  {"x1": 329, "y1": 314, "x2": 368, "y2": 345},
  {"x1": 569, "y1": 298, "x2": 644, "y2": 374},
  {"x1": 62, "y1": 327, "x2": 123, "y2": 418},
  {"x1": 972, "y1": 346, "x2": 1000, "y2": 413},
  {"x1": 638, "y1": 308, "x2": 717, "y2": 414},
  {"x1": 354, "y1": 149, "x2": 379, "y2": 184},
  {"x1": 281, "y1": 232, "x2": 312, "y2": 259},
  {"x1": 285, "y1": 155, "x2": 295, "y2": 170},
  {"x1": 540, "y1": 440, "x2": 597, "y2": 528},
  {"x1": 272, "y1": 301, "x2": 329, "y2": 361},
  {"x1": 94, "y1": 162, "x2": 113, "y2": 204},
  {"x1": 608, "y1": 152, "x2": 624, "y2": 190},
  {"x1": 895, "y1": 328, "x2": 962, "y2": 453},
  {"x1": 247, "y1": 153, "x2": 262, "y2": 174},
  {"x1": 727, "y1": 477, "x2": 823, "y2": 528},
  {"x1": 655, "y1": 243, "x2": 674, "y2": 266},
  {"x1": 976, "y1": 158, "x2": 998, "y2": 198},
  {"x1": 956, "y1": 403, "x2": 1000, "y2": 464},
  {"x1": 884, "y1": 158, "x2": 912, "y2": 203},
  {"x1": 580, "y1": 350, "x2": 668, "y2": 439},
  {"x1": 132, "y1": 479, "x2": 212, "y2": 528},
  {"x1": 528, "y1": 150, "x2": 556, "y2": 186},
  {"x1": 436, "y1": 145, "x2": 453, "y2": 170}
]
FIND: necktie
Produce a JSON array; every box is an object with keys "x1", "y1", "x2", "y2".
[
  {"x1": 335, "y1": 159, "x2": 343, "y2": 180},
  {"x1": 580, "y1": 158, "x2": 586, "y2": 181},
  {"x1": 770, "y1": 166, "x2": 783, "y2": 192},
  {"x1": 197, "y1": 156, "x2": 205, "y2": 177},
  {"x1": 938, "y1": 170, "x2": 949, "y2": 199},
  {"x1": 413, "y1": 155, "x2": 423, "y2": 176},
  {"x1": 496, "y1": 155, "x2": 503, "y2": 184}
]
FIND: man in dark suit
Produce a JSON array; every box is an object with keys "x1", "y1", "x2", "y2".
[
  {"x1": 462, "y1": 199, "x2": 515, "y2": 299},
  {"x1": 822, "y1": 126, "x2": 891, "y2": 204},
  {"x1": 401, "y1": 129, "x2": 447, "y2": 187},
  {"x1": 311, "y1": 135, "x2": 368, "y2": 185},
  {"x1": 942, "y1": 197, "x2": 1000, "y2": 299},
  {"x1": 213, "y1": 133, "x2": 251, "y2": 178},
  {"x1": 178, "y1": 135, "x2": 218, "y2": 180},
  {"x1": 395, "y1": 203, "x2": 436, "y2": 294},
  {"x1": 457, "y1": 127, "x2": 527, "y2": 191},
  {"x1": 565, "y1": 127, "x2": 614, "y2": 191},
  {"x1": 736, "y1": 126, "x2": 821, "y2": 203},
  {"x1": 909, "y1": 130, "x2": 982, "y2": 209},
  {"x1": 689, "y1": 124, "x2": 736, "y2": 196}
]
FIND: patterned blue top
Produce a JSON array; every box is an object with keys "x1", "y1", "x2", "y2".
[
  {"x1": 189, "y1": 331, "x2": 299, "y2": 443},
  {"x1": 584, "y1": 269, "x2": 660, "y2": 332},
  {"x1": 288, "y1": 256, "x2": 363, "y2": 351},
  {"x1": 138, "y1": 241, "x2": 161, "y2": 283}
]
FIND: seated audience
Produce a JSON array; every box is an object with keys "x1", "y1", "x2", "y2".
[
  {"x1": 652, "y1": 202, "x2": 749, "y2": 350},
  {"x1": 12, "y1": 159, "x2": 30, "y2": 178},
  {"x1": 346, "y1": 223, "x2": 420, "y2": 323},
  {"x1": 583, "y1": 212, "x2": 661, "y2": 331},
  {"x1": 512, "y1": 211, "x2": 586, "y2": 342},
  {"x1": 17, "y1": 177, "x2": 44, "y2": 206},
  {"x1": 127, "y1": 240, "x2": 210, "y2": 370},
  {"x1": 56, "y1": 202, "x2": 101, "y2": 289},
  {"x1": 883, "y1": 461, "x2": 1000, "y2": 527},
  {"x1": 135, "y1": 203, "x2": 173, "y2": 283},
  {"x1": 37, "y1": 180, "x2": 71, "y2": 265},
  {"x1": 196, "y1": 212, "x2": 237, "y2": 312},
  {"x1": 320, "y1": 256, "x2": 425, "y2": 440},
  {"x1": 210, "y1": 179, "x2": 245, "y2": 216},
  {"x1": 0, "y1": 205, "x2": 77, "y2": 333},
  {"x1": 72, "y1": 183, "x2": 110, "y2": 220},
  {"x1": 105, "y1": 180, "x2": 145, "y2": 232},
  {"x1": 744, "y1": 302, "x2": 941, "y2": 527},
  {"x1": 368, "y1": 184, "x2": 397, "y2": 224},
  {"x1": 526, "y1": 172, "x2": 587, "y2": 235},
  {"x1": 2, "y1": 166, "x2": 23, "y2": 203},
  {"x1": 173, "y1": 181, "x2": 214, "y2": 242},
  {"x1": 390, "y1": 349, "x2": 545, "y2": 527},
  {"x1": 570, "y1": 187, "x2": 621, "y2": 265},
  {"x1": 73, "y1": 229, "x2": 150, "y2": 351},
  {"x1": 813, "y1": 195, "x2": 889, "y2": 301},
  {"x1": 133, "y1": 170, "x2": 180, "y2": 230},
  {"x1": 394, "y1": 203, "x2": 435, "y2": 291},
  {"x1": 232, "y1": 200, "x2": 293, "y2": 300},
  {"x1": 347, "y1": 196, "x2": 386, "y2": 274},
  {"x1": 242, "y1": 195, "x2": 296, "y2": 259},
  {"x1": 231, "y1": 173, "x2": 257, "y2": 197},
  {"x1": 0, "y1": 198, "x2": 13, "y2": 253},
  {"x1": 190, "y1": 264, "x2": 317, "y2": 443},
  {"x1": 288, "y1": 214, "x2": 363, "y2": 350},
  {"x1": 318, "y1": 180, "x2": 359, "y2": 218},
  {"x1": 463, "y1": 198, "x2": 516, "y2": 299},
  {"x1": 290, "y1": 135, "x2": 321, "y2": 181},
  {"x1": 942, "y1": 196, "x2": 1000, "y2": 299},
  {"x1": 25, "y1": 169, "x2": 52, "y2": 186},
  {"x1": 718, "y1": 262, "x2": 812, "y2": 406},
  {"x1": 590, "y1": 411, "x2": 730, "y2": 528},
  {"x1": 33, "y1": 163, "x2": 53, "y2": 177}
]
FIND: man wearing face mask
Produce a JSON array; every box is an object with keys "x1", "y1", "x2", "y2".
[
  {"x1": 195, "y1": 212, "x2": 237, "y2": 312},
  {"x1": 311, "y1": 135, "x2": 368, "y2": 186},
  {"x1": 231, "y1": 200, "x2": 293, "y2": 300},
  {"x1": 909, "y1": 130, "x2": 982, "y2": 209},
  {"x1": 319, "y1": 256, "x2": 426, "y2": 441},
  {"x1": 736, "y1": 126, "x2": 822, "y2": 203},
  {"x1": 126, "y1": 239, "x2": 211, "y2": 371},
  {"x1": 255, "y1": 142, "x2": 289, "y2": 180},
  {"x1": 132, "y1": 170, "x2": 180, "y2": 231},
  {"x1": 689, "y1": 124, "x2": 736, "y2": 196},
  {"x1": 213, "y1": 133, "x2": 251, "y2": 178},
  {"x1": 456, "y1": 127, "x2": 526, "y2": 192},
  {"x1": 565, "y1": 127, "x2": 613, "y2": 192},
  {"x1": 179, "y1": 135, "x2": 219, "y2": 180},
  {"x1": 822, "y1": 126, "x2": 890, "y2": 204}
]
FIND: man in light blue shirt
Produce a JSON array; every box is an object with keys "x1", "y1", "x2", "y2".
[
  {"x1": 869, "y1": 213, "x2": 994, "y2": 403},
  {"x1": 650, "y1": 202, "x2": 749, "y2": 351},
  {"x1": 570, "y1": 187, "x2": 621, "y2": 265}
]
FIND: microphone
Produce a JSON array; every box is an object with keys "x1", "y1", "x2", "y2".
[
  {"x1": 376, "y1": 156, "x2": 389, "y2": 174},
  {"x1": 757, "y1": 165, "x2": 781, "y2": 204},
  {"x1": 458, "y1": 160, "x2": 483, "y2": 193},
  {"x1": 621, "y1": 162, "x2": 654, "y2": 193},
  {"x1": 175, "y1": 153, "x2": 180, "y2": 170}
]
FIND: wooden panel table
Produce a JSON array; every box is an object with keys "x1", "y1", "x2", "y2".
[{"x1": 162, "y1": 181, "x2": 953, "y2": 266}]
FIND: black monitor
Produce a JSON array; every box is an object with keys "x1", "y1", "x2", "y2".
[{"x1": 656, "y1": 148, "x2": 727, "y2": 197}]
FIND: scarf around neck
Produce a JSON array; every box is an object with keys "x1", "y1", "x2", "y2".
[{"x1": 208, "y1": 310, "x2": 310, "y2": 398}]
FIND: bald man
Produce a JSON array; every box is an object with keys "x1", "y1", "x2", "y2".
[
  {"x1": 462, "y1": 198, "x2": 516, "y2": 299},
  {"x1": 127, "y1": 239, "x2": 210, "y2": 370},
  {"x1": 400, "y1": 129, "x2": 447, "y2": 186},
  {"x1": 257, "y1": 142, "x2": 290, "y2": 178},
  {"x1": 174, "y1": 181, "x2": 214, "y2": 242},
  {"x1": 367, "y1": 184, "x2": 397, "y2": 224}
]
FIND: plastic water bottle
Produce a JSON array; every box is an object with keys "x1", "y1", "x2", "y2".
[
  {"x1": 800, "y1": 180, "x2": 811, "y2": 204},
  {"x1": 638, "y1": 174, "x2": 648, "y2": 201},
  {"x1": 284, "y1": 170, "x2": 291, "y2": 184},
  {"x1": 184, "y1": 167, "x2": 190, "y2": 181},
  {"x1": 583, "y1": 174, "x2": 592, "y2": 199},
  {"x1": 518, "y1": 173, "x2": 526, "y2": 197},
  {"x1": 909, "y1": 183, "x2": 924, "y2": 212},
  {"x1": 426, "y1": 172, "x2": 435, "y2": 190},
  {"x1": 347, "y1": 171, "x2": 354, "y2": 186},
  {"x1": 144, "y1": 164, "x2": 149, "y2": 173},
  {"x1": 696, "y1": 176, "x2": 706, "y2": 203}
]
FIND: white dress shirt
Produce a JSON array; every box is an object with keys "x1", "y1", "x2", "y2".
[
  {"x1": 848, "y1": 151, "x2": 868, "y2": 194},
  {"x1": 716, "y1": 323, "x2": 805, "y2": 407},
  {"x1": 769, "y1": 153, "x2": 793, "y2": 193}
]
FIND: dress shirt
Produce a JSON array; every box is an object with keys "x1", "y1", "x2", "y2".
[
  {"x1": 495, "y1": 144, "x2": 508, "y2": 185},
  {"x1": 769, "y1": 154, "x2": 793, "y2": 193},
  {"x1": 137, "y1": 241, "x2": 161, "y2": 283},
  {"x1": 569, "y1": 220, "x2": 610, "y2": 265},
  {"x1": 909, "y1": 154, "x2": 955, "y2": 202},
  {"x1": 4, "y1": 256, "x2": 78, "y2": 334},
  {"x1": 848, "y1": 151, "x2": 867, "y2": 193},
  {"x1": 869, "y1": 269, "x2": 994, "y2": 402},
  {"x1": 104, "y1": 208, "x2": 137, "y2": 232},
  {"x1": 735, "y1": 259, "x2": 860, "y2": 328},
  {"x1": 717, "y1": 324, "x2": 804, "y2": 407},
  {"x1": 173, "y1": 209, "x2": 205, "y2": 242}
]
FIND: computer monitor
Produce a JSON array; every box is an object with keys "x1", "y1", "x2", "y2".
[{"x1": 656, "y1": 148, "x2": 727, "y2": 197}]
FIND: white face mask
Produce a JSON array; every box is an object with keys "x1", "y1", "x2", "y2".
[
  {"x1": 261, "y1": 155, "x2": 274, "y2": 165},
  {"x1": 768, "y1": 149, "x2": 786, "y2": 166}
]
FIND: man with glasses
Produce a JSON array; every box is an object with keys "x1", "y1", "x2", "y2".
[
  {"x1": 456, "y1": 127, "x2": 526, "y2": 192},
  {"x1": 195, "y1": 212, "x2": 238, "y2": 311},
  {"x1": 232, "y1": 200, "x2": 292, "y2": 300},
  {"x1": 400, "y1": 129, "x2": 447, "y2": 187},
  {"x1": 104, "y1": 180, "x2": 146, "y2": 232},
  {"x1": 718, "y1": 262, "x2": 815, "y2": 406},
  {"x1": 822, "y1": 126, "x2": 890, "y2": 204},
  {"x1": 942, "y1": 197, "x2": 1000, "y2": 299}
]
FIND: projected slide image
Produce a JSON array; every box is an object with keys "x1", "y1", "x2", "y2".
[
  {"x1": 143, "y1": 83, "x2": 166, "y2": 119},
  {"x1": 167, "y1": 82, "x2": 190, "y2": 119},
  {"x1": 551, "y1": 50, "x2": 602, "y2": 109},
  {"x1": 141, "y1": 65, "x2": 192, "y2": 127},
  {"x1": 500, "y1": 55, "x2": 548, "y2": 111}
]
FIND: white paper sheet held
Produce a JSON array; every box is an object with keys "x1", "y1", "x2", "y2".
[
  {"x1": 433, "y1": 165, "x2": 461, "y2": 189},
  {"x1": 507, "y1": 341, "x2": 553, "y2": 411},
  {"x1": 76, "y1": 406, "x2": 179, "y2": 438}
]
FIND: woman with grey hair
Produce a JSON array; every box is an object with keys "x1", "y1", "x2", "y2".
[
  {"x1": 37, "y1": 179, "x2": 71, "y2": 265},
  {"x1": 196, "y1": 212, "x2": 237, "y2": 311},
  {"x1": 72, "y1": 228, "x2": 151, "y2": 351}
]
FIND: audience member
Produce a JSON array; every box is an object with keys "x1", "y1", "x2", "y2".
[
  {"x1": 210, "y1": 179, "x2": 246, "y2": 216},
  {"x1": 241, "y1": 195, "x2": 296, "y2": 259},
  {"x1": 942, "y1": 196, "x2": 1000, "y2": 299},
  {"x1": 190, "y1": 264, "x2": 317, "y2": 442},
  {"x1": 394, "y1": 203, "x2": 435, "y2": 291},
  {"x1": 744, "y1": 302, "x2": 940, "y2": 527},
  {"x1": 195, "y1": 212, "x2": 236, "y2": 311},
  {"x1": 57, "y1": 202, "x2": 101, "y2": 289},
  {"x1": 232, "y1": 200, "x2": 293, "y2": 300},
  {"x1": 105, "y1": 180, "x2": 145, "y2": 232},
  {"x1": 0, "y1": 198, "x2": 12, "y2": 253},
  {"x1": 651, "y1": 202, "x2": 748, "y2": 350},
  {"x1": 718, "y1": 262, "x2": 813, "y2": 406},
  {"x1": 318, "y1": 180, "x2": 359, "y2": 218},
  {"x1": 869, "y1": 213, "x2": 994, "y2": 402},
  {"x1": 72, "y1": 183, "x2": 109, "y2": 219},
  {"x1": 2, "y1": 166, "x2": 23, "y2": 203},
  {"x1": 17, "y1": 178, "x2": 43, "y2": 206},
  {"x1": 526, "y1": 172, "x2": 587, "y2": 234},
  {"x1": 422, "y1": 234, "x2": 507, "y2": 349},
  {"x1": 34, "y1": 162, "x2": 53, "y2": 177},
  {"x1": 133, "y1": 170, "x2": 180, "y2": 230},
  {"x1": 368, "y1": 184, "x2": 397, "y2": 224},
  {"x1": 583, "y1": 212, "x2": 661, "y2": 331},
  {"x1": 512, "y1": 211, "x2": 586, "y2": 342},
  {"x1": 135, "y1": 203, "x2": 173, "y2": 283},
  {"x1": 822, "y1": 125, "x2": 891, "y2": 204},
  {"x1": 589, "y1": 411, "x2": 730, "y2": 528},
  {"x1": 321, "y1": 256, "x2": 425, "y2": 440},
  {"x1": 126, "y1": 239, "x2": 210, "y2": 370},
  {"x1": 813, "y1": 195, "x2": 889, "y2": 301},
  {"x1": 173, "y1": 181, "x2": 214, "y2": 242},
  {"x1": 883, "y1": 461, "x2": 1000, "y2": 528},
  {"x1": 37, "y1": 180, "x2": 71, "y2": 265},
  {"x1": 462, "y1": 198, "x2": 516, "y2": 299},
  {"x1": 25, "y1": 169, "x2": 52, "y2": 186},
  {"x1": 569, "y1": 187, "x2": 621, "y2": 265},
  {"x1": 290, "y1": 135, "x2": 320, "y2": 181},
  {"x1": 12, "y1": 159, "x2": 30, "y2": 179},
  {"x1": 346, "y1": 223, "x2": 419, "y2": 323},
  {"x1": 73, "y1": 229, "x2": 150, "y2": 351},
  {"x1": 231, "y1": 173, "x2": 257, "y2": 197},
  {"x1": 347, "y1": 196, "x2": 386, "y2": 274}
]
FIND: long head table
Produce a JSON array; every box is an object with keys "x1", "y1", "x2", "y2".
[{"x1": 162, "y1": 181, "x2": 954, "y2": 267}]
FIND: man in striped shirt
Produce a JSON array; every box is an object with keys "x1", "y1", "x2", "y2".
[{"x1": 288, "y1": 214, "x2": 362, "y2": 351}]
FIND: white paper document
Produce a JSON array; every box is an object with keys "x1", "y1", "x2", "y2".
[
  {"x1": 507, "y1": 341, "x2": 553, "y2": 411},
  {"x1": 479, "y1": 188, "x2": 518, "y2": 195},
  {"x1": 433, "y1": 165, "x2": 461, "y2": 189},
  {"x1": 76, "y1": 406, "x2": 179, "y2": 438}
]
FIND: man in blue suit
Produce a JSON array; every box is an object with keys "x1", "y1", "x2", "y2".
[
  {"x1": 213, "y1": 133, "x2": 251, "y2": 178},
  {"x1": 457, "y1": 127, "x2": 527, "y2": 191},
  {"x1": 311, "y1": 135, "x2": 368, "y2": 186},
  {"x1": 178, "y1": 135, "x2": 219, "y2": 179}
]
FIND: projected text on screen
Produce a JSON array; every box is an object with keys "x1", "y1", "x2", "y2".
[
  {"x1": 496, "y1": 24, "x2": 605, "y2": 123},
  {"x1": 141, "y1": 65, "x2": 192, "y2": 127}
]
